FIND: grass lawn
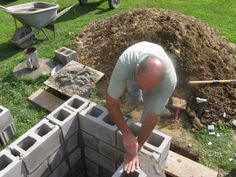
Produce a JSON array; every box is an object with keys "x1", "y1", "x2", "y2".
[{"x1": 0, "y1": 0, "x2": 236, "y2": 176}]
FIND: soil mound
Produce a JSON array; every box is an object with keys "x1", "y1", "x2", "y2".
[{"x1": 76, "y1": 8, "x2": 236, "y2": 126}]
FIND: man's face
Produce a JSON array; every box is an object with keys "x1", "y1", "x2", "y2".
[{"x1": 137, "y1": 71, "x2": 162, "y2": 92}]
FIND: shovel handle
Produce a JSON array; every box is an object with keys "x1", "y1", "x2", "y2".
[{"x1": 188, "y1": 80, "x2": 236, "y2": 85}]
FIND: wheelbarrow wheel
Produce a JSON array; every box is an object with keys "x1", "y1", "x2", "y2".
[
  {"x1": 79, "y1": 0, "x2": 88, "y2": 5},
  {"x1": 108, "y1": 0, "x2": 120, "y2": 9}
]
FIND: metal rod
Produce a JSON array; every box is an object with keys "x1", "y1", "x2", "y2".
[{"x1": 41, "y1": 29, "x2": 49, "y2": 40}]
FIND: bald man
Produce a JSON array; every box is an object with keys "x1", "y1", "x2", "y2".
[{"x1": 106, "y1": 41, "x2": 177, "y2": 173}]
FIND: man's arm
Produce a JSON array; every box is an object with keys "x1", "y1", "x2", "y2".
[
  {"x1": 106, "y1": 94, "x2": 138, "y2": 158},
  {"x1": 137, "y1": 113, "x2": 160, "y2": 148}
]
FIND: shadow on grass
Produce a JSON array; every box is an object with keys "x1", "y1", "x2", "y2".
[
  {"x1": 56, "y1": 1, "x2": 112, "y2": 23},
  {"x1": 225, "y1": 168, "x2": 236, "y2": 177},
  {"x1": 0, "y1": 41, "x2": 21, "y2": 61},
  {"x1": 0, "y1": 0, "x2": 17, "y2": 6}
]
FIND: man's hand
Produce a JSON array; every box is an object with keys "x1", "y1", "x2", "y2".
[
  {"x1": 124, "y1": 153, "x2": 139, "y2": 173},
  {"x1": 122, "y1": 132, "x2": 138, "y2": 158}
]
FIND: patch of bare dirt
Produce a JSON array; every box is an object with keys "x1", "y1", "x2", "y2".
[{"x1": 76, "y1": 8, "x2": 236, "y2": 126}]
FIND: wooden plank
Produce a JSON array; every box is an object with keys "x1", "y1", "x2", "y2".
[
  {"x1": 165, "y1": 151, "x2": 218, "y2": 177},
  {"x1": 28, "y1": 88, "x2": 65, "y2": 112}
]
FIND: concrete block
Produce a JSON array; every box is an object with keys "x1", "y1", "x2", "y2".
[
  {"x1": 28, "y1": 160, "x2": 50, "y2": 177},
  {"x1": 87, "y1": 170, "x2": 98, "y2": 177},
  {"x1": 46, "y1": 106, "x2": 78, "y2": 140},
  {"x1": 98, "y1": 141, "x2": 116, "y2": 161},
  {"x1": 84, "y1": 147, "x2": 99, "y2": 164},
  {"x1": 69, "y1": 159, "x2": 86, "y2": 177},
  {"x1": 116, "y1": 150, "x2": 125, "y2": 166},
  {"x1": 0, "y1": 106, "x2": 13, "y2": 131},
  {"x1": 63, "y1": 95, "x2": 89, "y2": 113},
  {"x1": 116, "y1": 119, "x2": 138, "y2": 151},
  {"x1": 79, "y1": 103, "x2": 118, "y2": 146},
  {"x1": 99, "y1": 154, "x2": 116, "y2": 173},
  {"x1": 1, "y1": 124, "x2": 16, "y2": 145},
  {"x1": 99, "y1": 166, "x2": 113, "y2": 177},
  {"x1": 144, "y1": 128, "x2": 171, "y2": 165},
  {"x1": 0, "y1": 149, "x2": 27, "y2": 177},
  {"x1": 66, "y1": 132, "x2": 79, "y2": 154},
  {"x1": 9, "y1": 119, "x2": 62, "y2": 173},
  {"x1": 48, "y1": 146, "x2": 66, "y2": 171},
  {"x1": 54, "y1": 47, "x2": 78, "y2": 65},
  {"x1": 82, "y1": 131, "x2": 99, "y2": 151},
  {"x1": 49, "y1": 161, "x2": 69, "y2": 177},
  {"x1": 85, "y1": 158, "x2": 99, "y2": 175},
  {"x1": 68, "y1": 147, "x2": 82, "y2": 168},
  {"x1": 112, "y1": 163, "x2": 146, "y2": 177}
]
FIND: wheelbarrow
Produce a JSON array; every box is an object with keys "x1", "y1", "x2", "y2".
[
  {"x1": 79, "y1": 0, "x2": 120, "y2": 9},
  {"x1": 0, "y1": 2, "x2": 75, "y2": 48}
]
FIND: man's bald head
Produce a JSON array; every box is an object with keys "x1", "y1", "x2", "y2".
[{"x1": 137, "y1": 55, "x2": 166, "y2": 91}]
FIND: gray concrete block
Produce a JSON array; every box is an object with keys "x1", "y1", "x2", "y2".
[
  {"x1": 0, "y1": 149, "x2": 27, "y2": 177},
  {"x1": 116, "y1": 150, "x2": 124, "y2": 167},
  {"x1": 49, "y1": 161, "x2": 69, "y2": 177},
  {"x1": 144, "y1": 128, "x2": 171, "y2": 165},
  {"x1": 1, "y1": 124, "x2": 16, "y2": 145},
  {"x1": 69, "y1": 159, "x2": 86, "y2": 177},
  {"x1": 9, "y1": 119, "x2": 62, "y2": 173},
  {"x1": 48, "y1": 146, "x2": 66, "y2": 171},
  {"x1": 82, "y1": 131, "x2": 99, "y2": 151},
  {"x1": 63, "y1": 95, "x2": 89, "y2": 113},
  {"x1": 46, "y1": 106, "x2": 78, "y2": 140},
  {"x1": 68, "y1": 147, "x2": 82, "y2": 168},
  {"x1": 98, "y1": 154, "x2": 116, "y2": 173},
  {"x1": 28, "y1": 160, "x2": 50, "y2": 177},
  {"x1": 84, "y1": 147, "x2": 99, "y2": 164},
  {"x1": 66, "y1": 132, "x2": 79, "y2": 154},
  {"x1": 0, "y1": 106, "x2": 13, "y2": 131},
  {"x1": 99, "y1": 166, "x2": 113, "y2": 177},
  {"x1": 79, "y1": 103, "x2": 118, "y2": 146},
  {"x1": 98, "y1": 141, "x2": 116, "y2": 161},
  {"x1": 112, "y1": 163, "x2": 146, "y2": 177},
  {"x1": 54, "y1": 47, "x2": 78, "y2": 65},
  {"x1": 87, "y1": 170, "x2": 98, "y2": 177},
  {"x1": 85, "y1": 158, "x2": 99, "y2": 175}
]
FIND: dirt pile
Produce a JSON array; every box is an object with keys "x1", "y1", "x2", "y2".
[{"x1": 76, "y1": 8, "x2": 236, "y2": 126}]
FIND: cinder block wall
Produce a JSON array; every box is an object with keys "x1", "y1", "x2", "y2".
[
  {"x1": 0, "y1": 95, "x2": 171, "y2": 177},
  {"x1": 0, "y1": 106, "x2": 16, "y2": 146}
]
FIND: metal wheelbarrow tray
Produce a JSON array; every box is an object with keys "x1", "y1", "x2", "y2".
[
  {"x1": 2, "y1": 2, "x2": 59, "y2": 29},
  {"x1": 0, "y1": 2, "x2": 73, "y2": 48}
]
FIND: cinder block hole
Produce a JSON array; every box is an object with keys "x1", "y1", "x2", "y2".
[
  {"x1": 17, "y1": 136, "x2": 36, "y2": 151},
  {"x1": 0, "y1": 138, "x2": 3, "y2": 146},
  {"x1": 103, "y1": 115, "x2": 115, "y2": 126},
  {"x1": 0, "y1": 155, "x2": 12, "y2": 171},
  {"x1": 58, "y1": 48, "x2": 66, "y2": 53},
  {"x1": 129, "y1": 124, "x2": 140, "y2": 137},
  {"x1": 10, "y1": 149, "x2": 20, "y2": 157},
  {"x1": 147, "y1": 134, "x2": 164, "y2": 148},
  {"x1": 87, "y1": 107, "x2": 103, "y2": 117},
  {"x1": 35, "y1": 124, "x2": 52, "y2": 137},
  {"x1": 65, "y1": 50, "x2": 72, "y2": 55},
  {"x1": 121, "y1": 171, "x2": 139, "y2": 177},
  {"x1": 4, "y1": 126, "x2": 14, "y2": 139},
  {"x1": 53, "y1": 109, "x2": 70, "y2": 121},
  {"x1": 0, "y1": 108, "x2": 3, "y2": 114},
  {"x1": 68, "y1": 98, "x2": 84, "y2": 109}
]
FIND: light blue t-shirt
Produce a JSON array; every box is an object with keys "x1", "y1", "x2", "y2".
[{"x1": 108, "y1": 41, "x2": 177, "y2": 115}]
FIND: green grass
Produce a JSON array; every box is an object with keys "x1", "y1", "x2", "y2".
[
  {"x1": 195, "y1": 124, "x2": 236, "y2": 177},
  {"x1": 0, "y1": 0, "x2": 236, "y2": 175}
]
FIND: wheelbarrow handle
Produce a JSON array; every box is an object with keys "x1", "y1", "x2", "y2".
[
  {"x1": 54, "y1": 4, "x2": 76, "y2": 20},
  {"x1": 0, "y1": 5, "x2": 8, "y2": 11}
]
